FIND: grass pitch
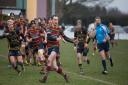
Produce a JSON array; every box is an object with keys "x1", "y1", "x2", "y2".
[{"x1": 0, "y1": 39, "x2": 128, "y2": 85}]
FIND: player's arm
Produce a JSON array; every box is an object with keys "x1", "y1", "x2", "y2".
[
  {"x1": 24, "y1": 25, "x2": 28, "y2": 36},
  {"x1": 105, "y1": 28, "x2": 110, "y2": 41},
  {"x1": 83, "y1": 34, "x2": 89, "y2": 48},
  {"x1": 111, "y1": 28, "x2": 115, "y2": 34},
  {"x1": 74, "y1": 30, "x2": 78, "y2": 46},
  {"x1": 43, "y1": 30, "x2": 47, "y2": 43},
  {"x1": 59, "y1": 27, "x2": 67, "y2": 43},
  {"x1": 93, "y1": 36, "x2": 97, "y2": 46},
  {"x1": 26, "y1": 36, "x2": 32, "y2": 42},
  {"x1": 26, "y1": 30, "x2": 32, "y2": 43},
  {"x1": 86, "y1": 35, "x2": 90, "y2": 44},
  {"x1": 102, "y1": 26, "x2": 110, "y2": 42}
]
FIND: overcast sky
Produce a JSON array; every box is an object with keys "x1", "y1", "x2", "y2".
[
  {"x1": 107, "y1": 0, "x2": 128, "y2": 14},
  {"x1": 72, "y1": 0, "x2": 128, "y2": 14}
]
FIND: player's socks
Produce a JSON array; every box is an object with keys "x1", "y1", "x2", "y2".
[
  {"x1": 87, "y1": 59, "x2": 90, "y2": 64},
  {"x1": 78, "y1": 64, "x2": 84, "y2": 74},
  {"x1": 39, "y1": 74, "x2": 48, "y2": 83},
  {"x1": 56, "y1": 67, "x2": 69, "y2": 83},
  {"x1": 11, "y1": 63, "x2": 20, "y2": 72},
  {"x1": 109, "y1": 56, "x2": 114, "y2": 67},
  {"x1": 78, "y1": 64, "x2": 82, "y2": 69},
  {"x1": 18, "y1": 62, "x2": 25, "y2": 71},
  {"x1": 102, "y1": 60, "x2": 108, "y2": 74},
  {"x1": 12, "y1": 63, "x2": 21, "y2": 75},
  {"x1": 39, "y1": 66, "x2": 50, "y2": 83},
  {"x1": 102, "y1": 60, "x2": 107, "y2": 71}
]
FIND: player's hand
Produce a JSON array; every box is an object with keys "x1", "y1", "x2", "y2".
[
  {"x1": 44, "y1": 40, "x2": 47, "y2": 43},
  {"x1": 62, "y1": 38, "x2": 67, "y2": 43},
  {"x1": 84, "y1": 43, "x2": 88, "y2": 48},
  {"x1": 74, "y1": 39, "x2": 78, "y2": 45},
  {"x1": 57, "y1": 37, "x2": 61, "y2": 41},
  {"x1": 103, "y1": 39, "x2": 107, "y2": 43}
]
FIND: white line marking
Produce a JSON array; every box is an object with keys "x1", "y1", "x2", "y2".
[{"x1": 66, "y1": 71, "x2": 117, "y2": 85}]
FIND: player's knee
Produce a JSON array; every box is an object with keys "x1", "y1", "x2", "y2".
[{"x1": 51, "y1": 51, "x2": 57, "y2": 57}]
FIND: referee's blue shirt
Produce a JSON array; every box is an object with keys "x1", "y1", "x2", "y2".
[{"x1": 96, "y1": 24, "x2": 109, "y2": 44}]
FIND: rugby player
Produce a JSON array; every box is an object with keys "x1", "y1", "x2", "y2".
[
  {"x1": 74, "y1": 19, "x2": 90, "y2": 74},
  {"x1": 16, "y1": 13, "x2": 28, "y2": 65},
  {"x1": 27, "y1": 20, "x2": 47, "y2": 66},
  {"x1": 108, "y1": 22, "x2": 117, "y2": 47},
  {"x1": 0, "y1": 19, "x2": 24, "y2": 75},
  {"x1": 39, "y1": 16, "x2": 69, "y2": 83},
  {"x1": 95, "y1": 17, "x2": 114, "y2": 74}
]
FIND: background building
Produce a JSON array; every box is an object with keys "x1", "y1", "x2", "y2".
[{"x1": 0, "y1": 0, "x2": 48, "y2": 21}]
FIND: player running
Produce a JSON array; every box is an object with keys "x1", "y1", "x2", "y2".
[
  {"x1": 0, "y1": 19, "x2": 25, "y2": 75},
  {"x1": 95, "y1": 17, "x2": 114, "y2": 74},
  {"x1": 108, "y1": 22, "x2": 117, "y2": 47},
  {"x1": 26, "y1": 20, "x2": 47, "y2": 66},
  {"x1": 74, "y1": 19, "x2": 90, "y2": 74},
  {"x1": 15, "y1": 13, "x2": 28, "y2": 64},
  {"x1": 39, "y1": 16, "x2": 69, "y2": 83}
]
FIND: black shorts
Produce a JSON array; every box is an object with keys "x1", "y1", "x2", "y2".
[
  {"x1": 48, "y1": 46, "x2": 60, "y2": 56},
  {"x1": 38, "y1": 42, "x2": 45, "y2": 50},
  {"x1": 27, "y1": 42, "x2": 33, "y2": 49},
  {"x1": 97, "y1": 42, "x2": 109, "y2": 52},
  {"x1": 8, "y1": 50, "x2": 22, "y2": 57},
  {"x1": 77, "y1": 42, "x2": 89, "y2": 56},
  {"x1": 33, "y1": 48, "x2": 38, "y2": 55},
  {"x1": 110, "y1": 34, "x2": 115, "y2": 41},
  {"x1": 32, "y1": 42, "x2": 46, "y2": 54},
  {"x1": 77, "y1": 42, "x2": 84, "y2": 53}
]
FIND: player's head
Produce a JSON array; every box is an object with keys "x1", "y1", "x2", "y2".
[
  {"x1": 95, "y1": 16, "x2": 101, "y2": 25},
  {"x1": 30, "y1": 20, "x2": 36, "y2": 28},
  {"x1": 7, "y1": 19, "x2": 15, "y2": 31},
  {"x1": 41, "y1": 18, "x2": 46, "y2": 24},
  {"x1": 9, "y1": 12, "x2": 15, "y2": 20},
  {"x1": 19, "y1": 12, "x2": 24, "y2": 18},
  {"x1": 47, "y1": 17, "x2": 53, "y2": 27},
  {"x1": 52, "y1": 15, "x2": 59, "y2": 26},
  {"x1": 77, "y1": 19, "x2": 82, "y2": 25},
  {"x1": 109, "y1": 22, "x2": 113, "y2": 28},
  {"x1": 76, "y1": 19, "x2": 82, "y2": 31}
]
